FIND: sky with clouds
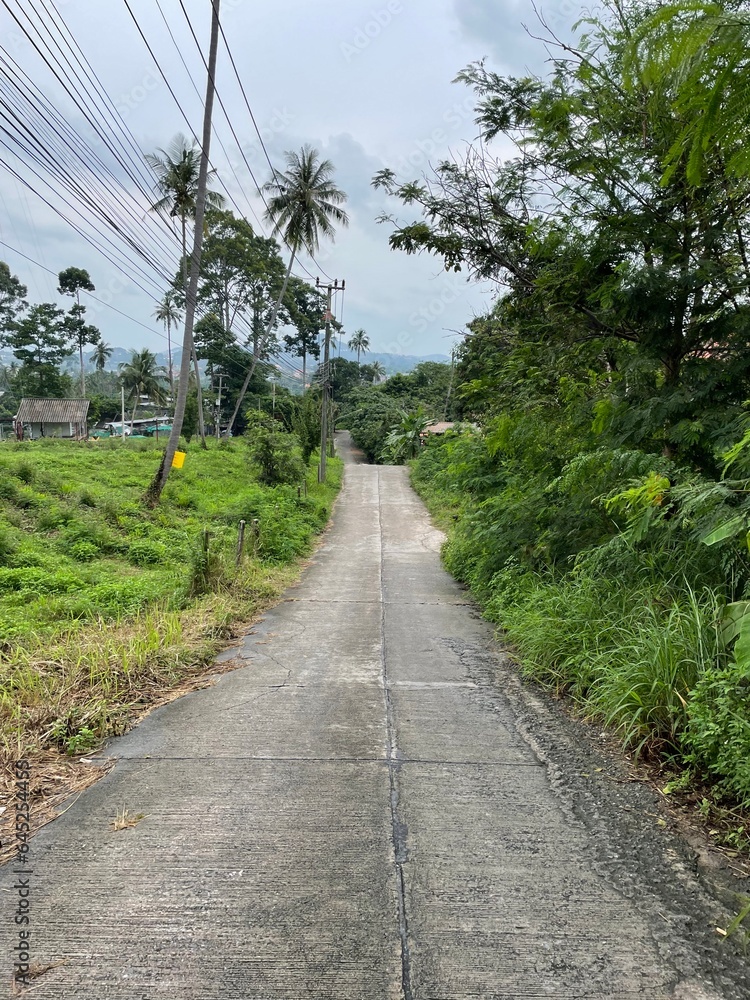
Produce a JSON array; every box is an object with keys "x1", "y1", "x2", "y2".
[{"x1": 0, "y1": 0, "x2": 582, "y2": 361}]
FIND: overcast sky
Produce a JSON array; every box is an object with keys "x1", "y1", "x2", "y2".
[{"x1": 0, "y1": 0, "x2": 581, "y2": 361}]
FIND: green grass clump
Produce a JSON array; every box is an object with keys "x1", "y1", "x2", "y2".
[{"x1": 485, "y1": 572, "x2": 724, "y2": 754}]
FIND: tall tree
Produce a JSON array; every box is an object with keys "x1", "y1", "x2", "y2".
[
  {"x1": 196, "y1": 209, "x2": 288, "y2": 356},
  {"x1": 3, "y1": 302, "x2": 74, "y2": 397},
  {"x1": 89, "y1": 341, "x2": 113, "y2": 371},
  {"x1": 0, "y1": 262, "x2": 27, "y2": 334},
  {"x1": 283, "y1": 276, "x2": 324, "y2": 388},
  {"x1": 373, "y1": 3, "x2": 750, "y2": 466},
  {"x1": 153, "y1": 290, "x2": 182, "y2": 398},
  {"x1": 57, "y1": 266, "x2": 99, "y2": 396},
  {"x1": 226, "y1": 145, "x2": 349, "y2": 433},
  {"x1": 146, "y1": 133, "x2": 225, "y2": 447},
  {"x1": 626, "y1": 2, "x2": 750, "y2": 186},
  {"x1": 119, "y1": 349, "x2": 168, "y2": 427},
  {"x1": 348, "y1": 328, "x2": 370, "y2": 365}
]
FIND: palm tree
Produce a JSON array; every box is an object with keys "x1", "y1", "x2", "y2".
[
  {"x1": 226, "y1": 145, "x2": 349, "y2": 433},
  {"x1": 153, "y1": 290, "x2": 182, "y2": 399},
  {"x1": 348, "y1": 328, "x2": 370, "y2": 365},
  {"x1": 146, "y1": 134, "x2": 224, "y2": 446},
  {"x1": 370, "y1": 360, "x2": 386, "y2": 383},
  {"x1": 119, "y1": 349, "x2": 168, "y2": 428},
  {"x1": 89, "y1": 341, "x2": 112, "y2": 372}
]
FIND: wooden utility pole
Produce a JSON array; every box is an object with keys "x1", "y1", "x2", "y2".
[
  {"x1": 146, "y1": 0, "x2": 221, "y2": 503},
  {"x1": 317, "y1": 277, "x2": 345, "y2": 483},
  {"x1": 215, "y1": 373, "x2": 224, "y2": 439}
]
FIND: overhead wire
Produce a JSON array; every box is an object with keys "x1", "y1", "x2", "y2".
[
  {"x1": 215, "y1": 16, "x2": 335, "y2": 284},
  {"x1": 176, "y1": 0, "x2": 332, "y2": 287},
  {"x1": 0, "y1": 0, "x2": 321, "y2": 392}
]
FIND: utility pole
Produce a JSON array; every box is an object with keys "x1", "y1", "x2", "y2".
[
  {"x1": 270, "y1": 374, "x2": 277, "y2": 417},
  {"x1": 317, "y1": 277, "x2": 345, "y2": 483},
  {"x1": 215, "y1": 374, "x2": 224, "y2": 439},
  {"x1": 444, "y1": 346, "x2": 456, "y2": 421},
  {"x1": 146, "y1": 0, "x2": 221, "y2": 503},
  {"x1": 121, "y1": 383, "x2": 126, "y2": 441}
]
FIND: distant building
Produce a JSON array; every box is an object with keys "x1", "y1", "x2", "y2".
[
  {"x1": 15, "y1": 398, "x2": 90, "y2": 440},
  {"x1": 421, "y1": 421, "x2": 456, "y2": 436}
]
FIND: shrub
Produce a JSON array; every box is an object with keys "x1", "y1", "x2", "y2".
[
  {"x1": 0, "y1": 527, "x2": 16, "y2": 567},
  {"x1": 248, "y1": 428, "x2": 304, "y2": 486},
  {"x1": 127, "y1": 540, "x2": 167, "y2": 566},
  {"x1": 685, "y1": 662, "x2": 750, "y2": 807},
  {"x1": 14, "y1": 460, "x2": 35, "y2": 484},
  {"x1": 69, "y1": 541, "x2": 100, "y2": 563}
]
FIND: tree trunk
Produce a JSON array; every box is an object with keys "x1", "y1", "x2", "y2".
[
  {"x1": 145, "y1": 0, "x2": 220, "y2": 504},
  {"x1": 225, "y1": 246, "x2": 296, "y2": 436},
  {"x1": 302, "y1": 349, "x2": 306, "y2": 390},
  {"x1": 180, "y1": 215, "x2": 207, "y2": 449},
  {"x1": 166, "y1": 317, "x2": 174, "y2": 406},
  {"x1": 79, "y1": 341, "x2": 85, "y2": 397}
]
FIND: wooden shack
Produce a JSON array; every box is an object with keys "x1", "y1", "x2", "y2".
[{"x1": 15, "y1": 398, "x2": 90, "y2": 440}]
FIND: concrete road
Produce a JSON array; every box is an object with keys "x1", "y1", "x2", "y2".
[{"x1": 1, "y1": 433, "x2": 746, "y2": 998}]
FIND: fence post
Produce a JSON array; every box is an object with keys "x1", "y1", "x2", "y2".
[
  {"x1": 236, "y1": 519, "x2": 246, "y2": 568},
  {"x1": 251, "y1": 518, "x2": 260, "y2": 558}
]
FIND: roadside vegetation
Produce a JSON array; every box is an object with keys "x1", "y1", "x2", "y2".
[
  {"x1": 371, "y1": 0, "x2": 750, "y2": 851},
  {"x1": 0, "y1": 436, "x2": 340, "y2": 763}
]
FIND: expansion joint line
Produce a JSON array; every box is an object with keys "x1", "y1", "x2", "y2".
[{"x1": 377, "y1": 468, "x2": 414, "y2": 1000}]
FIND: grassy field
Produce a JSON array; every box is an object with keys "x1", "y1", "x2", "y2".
[{"x1": 0, "y1": 436, "x2": 341, "y2": 765}]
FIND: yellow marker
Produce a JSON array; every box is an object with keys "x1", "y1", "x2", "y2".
[{"x1": 171, "y1": 450, "x2": 186, "y2": 469}]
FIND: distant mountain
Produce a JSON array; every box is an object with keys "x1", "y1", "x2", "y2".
[
  {"x1": 63, "y1": 347, "x2": 451, "y2": 376},
  {"x1": 325, "y1": 348, "x2": 450, "y2": 374},
  {"x1": 8, "y1": 345, "x2": 451, "y2": 380}
]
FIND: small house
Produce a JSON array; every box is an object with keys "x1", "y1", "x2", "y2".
[{"x1": 15, "y1": 398, "x2": 90, "y2": 440}]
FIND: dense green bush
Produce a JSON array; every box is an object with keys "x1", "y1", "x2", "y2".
[
  {"x1": 685, "y1": 663, "x2": 750, "y2": 807},
  {"x1": 248, "y1": 427, "x2": 305, "y2": 486},
  {"x1": 413, "y1": 421, "x2": 750, "y2": 807}
]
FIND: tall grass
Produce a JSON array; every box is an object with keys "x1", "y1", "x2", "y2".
[{"x1": 486, "y1": 573, "x2": 725, "y2": 754}]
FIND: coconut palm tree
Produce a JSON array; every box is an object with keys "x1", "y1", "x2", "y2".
[
  {"x1": 226, "y1": 145, "x2": 349, "y2": 433},
  {"x1": 348, "y1": 328, "x2": 370, "y2": 365},
  {"x1": 153, "y1": 290, "x2": 182, "y2": 398},
  {"x1": 370, "y1": 360, "x2": 386, "y2": 383},
  {"x1": 119, "y1": 349, "x2": 168, "y2": 428},
  {"x1": 146, "y1": 134, "x2": 224, "y2": 445},
  {"x1": 89, "y1": 341, "x2": 112, "y2": 372}
]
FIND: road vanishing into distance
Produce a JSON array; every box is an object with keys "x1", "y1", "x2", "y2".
[{"x1": 1, "y1": 432, "x2": 747, "y2": 999}]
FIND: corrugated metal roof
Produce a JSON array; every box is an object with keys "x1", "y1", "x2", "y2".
[{"x1": 16, "y1": 398, "x2": 90, "y2": 424}]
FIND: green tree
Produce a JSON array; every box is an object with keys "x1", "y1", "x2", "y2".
[
  {"x1": 348, "y1": 328, "x2": 370, "y2": 365},
  {"x1": 119, "y1": 349, "x2": 168, "y2": 427},
  {"x1": 0, "y1": 262, "x2": 27, "y2": 333},
  {"x1": 373, "y1": 4, "x2": 750, "y2": 468},
  {"x1": 283, "y1": 276, "x2": 324, "y2": 388},
  {"x1": 146, "y1": 133, "x2": 225, "y2": 447},
  {"x1": 227, "y1": 145, "x2": 349, "y2": 432},
  {"x1": 626, "y1": 2, "x2": 750, "y2": 185},
  {"x1": 89, "y1": 341, "x2": 113, "y2": 371},
  {"x1": 153, "y1": 290, "x2": 182, "y2": 397},
  {"x1": 58, "y1": 267, "x2": 99, "y2": 396},
  {"x1": 370, "y1": 360, "x2": 386, "y2": 383},
  {"x1": 4, "y1": 302, "x2": 74, "y2": 397}
]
